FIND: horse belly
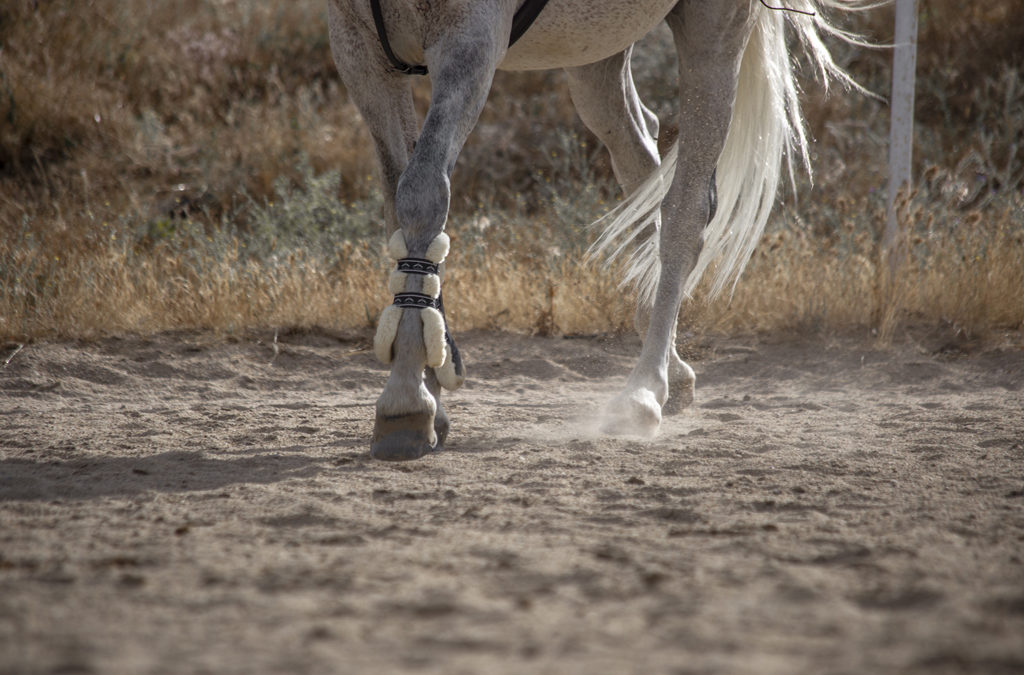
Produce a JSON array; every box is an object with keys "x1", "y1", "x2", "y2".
[{"x1": 498, "y1": 0, "x2": 678, "y2": 70}]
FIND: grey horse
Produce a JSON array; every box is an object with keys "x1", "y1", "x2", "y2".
[{"x1": 327, "y1": 0, "x2": 870, "y2": 460}]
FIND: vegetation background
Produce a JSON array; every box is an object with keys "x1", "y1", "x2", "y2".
[{"x1": 1, "y1": 0, "x2": 1021, "y2": 342}]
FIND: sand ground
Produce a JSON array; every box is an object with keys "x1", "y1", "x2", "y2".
[{"x1": 1, "y1": 329, "x2": 1022, "y2": 674}]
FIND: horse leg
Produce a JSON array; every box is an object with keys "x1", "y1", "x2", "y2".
[
  {"x1": 329, "y1": 5, "x2": 448, "y2": 458},
  {"x1": 369, "y1": 7, "x2": 509, "y2": 460},
  {"x1": 566, "y1": 49, "x2": 696, "y2": 416},
  {"x1": 327, "y1": 3, "x2": 417, "y2": 236},
  {"x1": 602, "y1": 0, "x2": 754, "y2": 436},
  {"x1": 632, "y1": 304, "x2": 695, "y2": 414},
  {"x1": 565, "y1": 47, "x2": 660, "y2": 194}
]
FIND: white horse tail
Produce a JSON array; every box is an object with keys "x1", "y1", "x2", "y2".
[{"x1": 589, "y1": 0, "x2": 874, "y2": 303}]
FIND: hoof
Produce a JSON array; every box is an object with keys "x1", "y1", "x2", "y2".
[
  {"x1": 664, "y1": 360, "x2": 696, "y2": 416},
  {"x1": 371, "y1": 412, "x2": 438, "y2": 461},
  {"x1": 662, "y1": 378, "x2": 695, "y2": 416},
  {"x1": 601, "y1": 388, "x2": 662, "y2": 438},
  {"x1": 434, "y1": 412, "x2": 450, "y2": 452}
]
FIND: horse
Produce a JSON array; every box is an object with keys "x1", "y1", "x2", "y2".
[{"x1": 326, "y1": 0, "x2": 870, "y2": 460}]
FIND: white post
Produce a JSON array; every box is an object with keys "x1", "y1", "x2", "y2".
[{"x1": 885, "y1": 0, "x2": 919, "y2": 250}]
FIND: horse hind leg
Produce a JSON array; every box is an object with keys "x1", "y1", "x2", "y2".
[
  {"x1": 566, "y1": 46, "x2": 660, "y2": 195},
  {"x1": 566, "y1": 47, "x2": 695, "y2": 417},
  {"x1": 601, "y1": 0, "x2": 755, "y2": 437},
  {"x1": 631, "y1": 174, "x2": 720, "y2": 416},
  {"x1": 633, "y1": 304, "x2": 695, "y2": 414}
]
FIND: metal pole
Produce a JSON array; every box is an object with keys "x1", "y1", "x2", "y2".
[{"x1": 885, "y1": 0, "x2": 919, "y2": 250}]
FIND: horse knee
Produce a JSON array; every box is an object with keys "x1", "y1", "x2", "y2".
[{"x1": 395, "y1": 163, "x2": 450, "y2": 244}]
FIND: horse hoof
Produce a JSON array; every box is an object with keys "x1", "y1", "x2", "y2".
[
  {"x1": 663, "y1": 360, "x2": 695, "y2": 415},
  {"x1": 434, "y1": 415, "x2": 450, "y2": 452},
  {"x1": 662, "y1": 379, "x2": 695, "y2": 416},
  {"x1": 601, "y1": 388, "x2": 662, "y2": 438},
  {"x1": 371, "y1": 412, "x2": 437, "y2": 461}
]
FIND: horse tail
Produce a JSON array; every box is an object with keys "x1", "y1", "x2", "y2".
[{"x1": 588, "y1": 0, "x2": 874, "y2": 303}]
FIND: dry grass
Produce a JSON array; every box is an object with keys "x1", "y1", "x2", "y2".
[
  {"x1": 693, "y1": 193, "x2": 1024, "y2": 340},
  {"x1": 0, "y1": 0, "x2": 1021, "y2": 343}
]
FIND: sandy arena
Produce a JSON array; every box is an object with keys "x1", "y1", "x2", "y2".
[{"x1": 1, "y1": 330, "x2": 1022, "y2": 674}]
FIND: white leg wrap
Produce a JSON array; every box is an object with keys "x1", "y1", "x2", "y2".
[
  {"x1": 425, "y1": 232, "x2": 450, "y2": 264},
  {"x1": 388, "y1": 270, "x2": 407, "y2": 296},
  {"x1": 373, "y1": 304, "x2": 402, "y2": 364},
  {"x1": 387, "y1": 271, "x2": 439, "y2": 298},
  {"x1": 373, "y1": 230, "x2": 463, "y2": 390},
  {"x1": 421, "y1": 307, "x2": 447, "y2": 369},
  {"x1": 387, "y1": 230, "x2": 408, "y2": 259},
  {"x1": 421, "y1": 274, "x2": 440, "y2": 298},
  {"x1": 434, "y1": 350, "x2": 464, "y2": 391},
  {"x1": 387, "y1": 230, "x2": 449, "y2": 264}
]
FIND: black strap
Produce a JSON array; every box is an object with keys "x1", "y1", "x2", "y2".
[
  {"x1": 370, "y1": 0, "x2": 550, "y2": 76},
  {"x1": 396, "y1": 258, "x2": 440, "y2": 275},
  {"x1": 509, "y1": 0, "x2": 549, "y2": 46},
  {"x1": 392, "y1": 292, "x2": 437, "y2": 309},
  {"x1": 391, "y1": 289, "x2": 463, "y2": 377},
  {"x1": 370, "y1": 0, "x2": 427, "y2": 75}
]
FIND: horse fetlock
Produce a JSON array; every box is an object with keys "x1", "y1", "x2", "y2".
[{"x1": 375, "y1": 230, "x2": 462, "y2": 392}]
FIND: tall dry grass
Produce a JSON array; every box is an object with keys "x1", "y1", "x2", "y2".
[{"x1": 0, "y1": 0, "x2": 1021, "y2": 342}]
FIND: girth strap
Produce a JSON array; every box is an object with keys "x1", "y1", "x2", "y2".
[
  {"x1": 369, "y1": 0, "x2": 551, "y2": 76},
  {"x1": 369, "y1": 0, "x2": 426, "y2": 75},
  {"x1": 509, "y1": 0, "x2": 549, "y2": 46}
]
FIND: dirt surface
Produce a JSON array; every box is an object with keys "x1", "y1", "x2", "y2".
[{"x1": 1, "y1": 329, "x2": 1023, "y2": 674}]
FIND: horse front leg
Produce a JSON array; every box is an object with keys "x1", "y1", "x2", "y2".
[
  {"x1": 602, "y1": 0, "x2": 755, "y2": 436},
  {"x1": 369, "y1": 5, "x2": 510, "y2": 460},
  {"x1": 328, "y1": 4, "x2": 441, "y2": 459}
]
